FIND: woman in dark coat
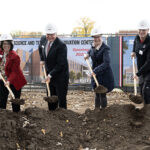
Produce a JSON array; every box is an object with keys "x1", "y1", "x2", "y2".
[{"x1": 84, "y1": 27, "x2": 114, "y2": 109}]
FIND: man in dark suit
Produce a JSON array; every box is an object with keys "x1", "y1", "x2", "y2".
[{"x1": 38, "y1": 23, "x2": 69, "y2": 110}]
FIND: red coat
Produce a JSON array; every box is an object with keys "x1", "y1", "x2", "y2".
[
  {"x1": 0, "y1": 49, "x2": 4, "y2": 62},
  {"x1": 5, "y1": 50, "x2": 27, "y2": 90}
]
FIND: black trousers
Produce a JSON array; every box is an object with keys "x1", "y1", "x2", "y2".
[
  {"x1": 139, "y1": 81, "x2": 150, "y2": 104},
  {"x1": 0, "y1": 80, "x2": 21, "y2": 112},
  {"x1": 95, "y1": 93, "x2": 107, "y2": 108},
  {"x1": 47, "y1": 80, "x2": 68, "y2": 110}
]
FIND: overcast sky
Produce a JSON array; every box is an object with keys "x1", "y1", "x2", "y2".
[{"x1": 0, "y1": 0, "x2": 150, "y2": 34}]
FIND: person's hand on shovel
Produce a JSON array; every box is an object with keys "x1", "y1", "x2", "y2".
[
  {"x1": 133, "y1": 75, "x2": 138, "y2": 80},
  {"x1": 87, "y1": 72, "x2": 96, "y2": 78},
  {"x1": 131, "y1": 52, "x2": 136, "y2": 58},
  {"x1": 45, "y1": 75, "x2": 51, "y2": 83},
  {"x1": 84, "y1": 54, "x2": 89, "y2": 60},
  {"x1": 91, "y1": 72, "x2": 96, "y2": 77},
  {"x1": 40, "y1": 61, "x2": 45, "y2": 66},
  {"x1": 5, "y1": 81, "x2": 10, "y2": 87}
]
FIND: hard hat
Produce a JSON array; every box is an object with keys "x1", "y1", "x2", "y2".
[
  {"x1": 0, "y1": 34, "x2": 13, "y2": 41},
  {"x1": 91, "y1": 27, "x2": 102, "y2": 37},
  {"x1": 138, "y1": 20, "x2": 149, "y2": 29},
  {"x1": 45, "y1": 23, "x2": 57, "y2": 34}
]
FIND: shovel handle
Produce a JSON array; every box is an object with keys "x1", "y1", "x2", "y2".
[
  {"x1": 0, "y1": 73, "x2": 15, "y2": 99},
  {"x1": 132, "y1": 57, "x2": 137, "y2": 95},
  {"x1": 42, "y1": 65, "x2": 50, "y2": 97},
  {"x1": 84, "y1": 57, "x2": 99, "y2": 87}
]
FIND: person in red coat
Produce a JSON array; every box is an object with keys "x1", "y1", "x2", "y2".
[{"x1": 0, "y1": 34, "x2": 27, "y2": 112}]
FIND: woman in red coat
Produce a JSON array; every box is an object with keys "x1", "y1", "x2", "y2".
[{"x1": 0, "y1": 34, "x2": 27, "y2": 112}]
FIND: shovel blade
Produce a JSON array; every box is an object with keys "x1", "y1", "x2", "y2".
[
  {"x1": 43, "y1": 96, "x2": 58, "y2": 103},
  {"x1": 10, "y1": 99, "x2": 25, "y2": 105},
  {"x1": 129, "y1": 94, "x2": 144, "y2": 104},
  {"x1": 94, "y1": 85, "x2": 108, "y2": 94}
]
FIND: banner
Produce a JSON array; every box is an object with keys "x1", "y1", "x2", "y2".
[
  {"x1": 14, "y1": 37, "x2": 106, "y2": 66},
  {"x1": 123, "y1": 36, "x2": 136, "y2": 86},
  {"x1": 14, "y1": 38, "x2": 40, "y2": 52}
]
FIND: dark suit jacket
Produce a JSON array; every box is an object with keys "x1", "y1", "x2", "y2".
[
  {"x1": 38, "y1": 36, "x2": 69, "y2": 85},
  {"x1": 133, "y1": 34, "x2": 150, "y2": 83}
]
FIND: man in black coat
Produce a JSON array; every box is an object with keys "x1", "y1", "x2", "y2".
[
  {"x1": 131, "y1": 20, "x2": 150, "y2": 106},
  {"x1": 38, "y1": 23, "x2": 69, "y2": 110}
]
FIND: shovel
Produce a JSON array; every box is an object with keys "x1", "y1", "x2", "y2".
[
  {"x1": 0, "y1": 73, "x2": 25, "y2": 105},
  {"x1": 129, "y1": 57, "x2": 143, "y2": 104},
  {"x1": 42, "y1": 65, "x2": 58, "y2": 103},
  {"x1": 84, "y1": 56, "x2": 108, "y2": 93}
]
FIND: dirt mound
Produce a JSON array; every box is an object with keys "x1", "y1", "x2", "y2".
[{"x1": 1, "y1": 104, "x2": 150, "y2": 150}]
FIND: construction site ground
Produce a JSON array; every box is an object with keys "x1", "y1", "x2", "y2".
[{"x1": 1, "y1": 90, "x2": 150, "y2": 150}]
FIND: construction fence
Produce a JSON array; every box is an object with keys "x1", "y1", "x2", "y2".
[{"x1": 12, "y1": 34, "x2": 137, "y2": 88}]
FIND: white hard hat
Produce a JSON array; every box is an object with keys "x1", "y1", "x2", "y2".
[
  {"x1": 91, "y1": 27, "x2": 102, "y2": 37},
  {"x1": 45, "y1": 23, "x2": 57, "y2": 34},
  {"x1": 138, "y1": 20, "x2": 149, "y2": 29},
  {"x1": 0, "y1": 34, "x2": 13, "y2": 41}
]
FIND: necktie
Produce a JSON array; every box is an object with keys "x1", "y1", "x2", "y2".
[{"x1": 47, "y1": 42, "x2": 51, "y2": 56}]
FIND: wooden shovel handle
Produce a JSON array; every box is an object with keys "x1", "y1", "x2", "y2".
[
  {"x1": 132, "y1": 57, "x2": 137, "y2": 95},
  {"x1": 85, "y1": 58, "x2": 99, "y2": 87},
  {"x1": 42, "y1": 65, "x2": 50, "y2": 96},
  {"x1": 0, "y1": 73, "x2": 15, "y2": 99}
]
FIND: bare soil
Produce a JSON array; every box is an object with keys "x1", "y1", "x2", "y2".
[{"x1": 1, "y1": 90, "x2": 150, "y2": 150}]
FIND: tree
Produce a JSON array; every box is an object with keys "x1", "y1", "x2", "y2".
[
  {"x1": 69, "y1": 71, "x2": 76, "y2": 83},
  {"x1": 76, "y1": 72, "x2": 82, "y2": 79},
  {"x1": 122, "y1": 40, "x2": 128, "y2": 54},
  {"x1": 72, "y1": 17, "x2": 95, "y2": 37},
  {"x1": 11, "y1": 30, "x2": 42, "y2": 38}
]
